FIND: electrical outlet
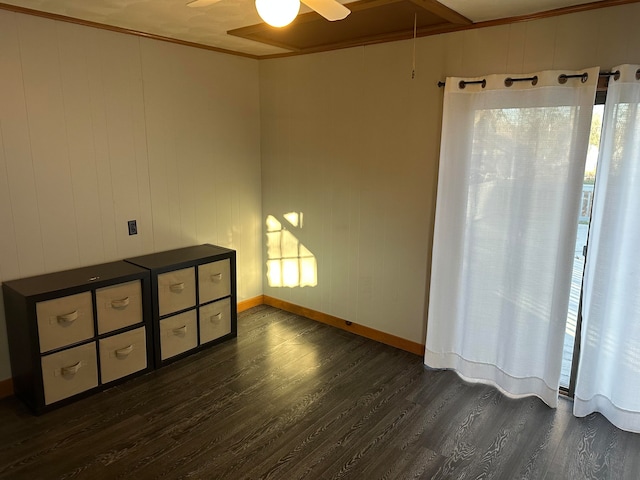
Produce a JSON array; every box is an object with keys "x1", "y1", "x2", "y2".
[{"x1": 128, "y1": 220, "x2": 137, "y2": 236}]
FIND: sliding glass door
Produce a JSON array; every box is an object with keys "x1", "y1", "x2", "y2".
[{"x1": 560, "y1": 103, "x2": 604, "y2": 391}]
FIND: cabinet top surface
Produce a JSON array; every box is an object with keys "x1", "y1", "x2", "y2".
[
  {"x1": 2, "y1": 261, "x2": 149, "y2": 298},
  {"x1": 125, "y1": 244, "x2": 235, "y2": 271}
]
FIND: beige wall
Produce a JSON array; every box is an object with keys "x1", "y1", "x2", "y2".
[
  {"x1": 259, "y1": 3, "x2": 640, "y2": 344},
  {"x1": 0, "y1": 11, "x2": 262, "y2": 380}
]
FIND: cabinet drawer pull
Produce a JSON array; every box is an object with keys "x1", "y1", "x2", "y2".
[
  {"x1": 211, "y1": 273, "x2": 223, "y2": 282},
  {"x1": 210, "y1": 312, "x2": 223, "y2": 322},
  {"x1": 110, "y1": 297, "x2": 130, "y2": 309},
  {"x1": 170, "y1": 282, "x2": 185, "y2": 293},
  {"x1": 115, "y1": 344, "x2": 134, "y2": 358},
  {"x1": 57, "y1": 311, "x2": 78, "y2": 325},
  {"x1": 61, "y1": 361, "x2": 82, "y2": 376},
  {"x1": 172, "y1": 325, "x2": 187, "y2": 336}
]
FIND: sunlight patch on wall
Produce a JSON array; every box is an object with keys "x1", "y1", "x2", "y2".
[
  {"x1": 266, "y1": 214, "x2": 317, "y2": 288},
  {"x1": 283, "y1": 211, "x2": 303, "y2": 228}
]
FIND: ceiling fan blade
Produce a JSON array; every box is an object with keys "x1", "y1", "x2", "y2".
[
  {"x1": 301, "y1": 0, "x2": 350, "y2": 21},
  {"x1": 186, "y1": 0, "x2": 222, "y2": 7}
]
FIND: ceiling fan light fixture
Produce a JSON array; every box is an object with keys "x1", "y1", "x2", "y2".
[{"x1": 255, "y1": 0, "x2": 300, "y2": 28}]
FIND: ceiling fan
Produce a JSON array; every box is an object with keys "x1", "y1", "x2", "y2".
[{"x1": 187, "y1": 0, "x2": 350, "y2": 28}]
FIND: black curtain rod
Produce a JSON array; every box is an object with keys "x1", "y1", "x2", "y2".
[
  {"x1": 437, "y1": 70, "x2": 624, "y2": 88},
  {"x1": 601, "y1": 70, "x2": 620, "y2": 80},
  {"x1": 603, "y1": 68, "x2": 640, "y2": 80},
  {"x1": 456, "y1": 79, "x2": 486, "y2": 89},
  {"x1": 504, "y1": 76, "x2": 538, "y2": 86},
  {"x1": 557, "y1": 73, "x2": 589, "y2": 84}
]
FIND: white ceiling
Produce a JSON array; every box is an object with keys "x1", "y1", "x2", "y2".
[{"x1": 0, "y1": 0, "x2": 606, "y2": 57}]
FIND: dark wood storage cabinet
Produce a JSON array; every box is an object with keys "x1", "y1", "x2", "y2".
[
  {"x1": 125, "y1": 244, "x2": 237, "y2": 368},
  {"x1": 2, "y1": 261, "x2": 152, "y2": 414}
]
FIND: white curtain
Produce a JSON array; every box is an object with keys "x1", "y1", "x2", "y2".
[
  {"x1": 574, "y1": 64, "x2": 640, "y2": 432},
  {"x1": 425, "y1": 68, "x2": 599, "y2": 407}
]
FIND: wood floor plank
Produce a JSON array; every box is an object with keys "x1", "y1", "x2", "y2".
[
  {"x1": 243, "y1": 361, "x2": 410, "y2": 478},
  {"x1": 179, "y1": 343, "x2": 405, "y2": 478},
  {"x1": 133, "y1": 329, "x2": 382, "y2": 478},
  {"x1": 546, "y1": 408, "x2": 635, "y2": 480},
  {"x1": 0, "y1": 306, "x2": 638, "y2": 480},
  {"x1": 270, "y1": 351, "x2": 426, "y2": 478},
  {"x1": 501, "y1": 397, "x2": 573, "y2": 480}
]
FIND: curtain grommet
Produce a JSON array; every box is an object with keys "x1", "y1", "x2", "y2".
[{"x1": 558, "y1": 73, "x2": 588, "y2": 84}]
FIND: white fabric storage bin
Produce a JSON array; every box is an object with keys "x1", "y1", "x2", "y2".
[
  {"x1": 199, "y1": 298, "x2": 231, "y2": 344},
  {"x1": 96, "y1": 280, "x2": 143, "y2": 334},
  {"x1": 41, "y1": 342, "x2": 98, "y2": 405},
  {"x1": 158, "y1": 267, "x2": 196, "y2": 316},
  {"x1": 36, "y1": 292, "x2": 94, "y2": 353},
  {"x1": 159, "y1": 310, "x2": 197, "y2": 360},
  {"x1": 99, "y1": 327, "x2": 147, "y2": 384},
  {"x1": 198, "y1": 259, "x2": 231, "y2": 304}
]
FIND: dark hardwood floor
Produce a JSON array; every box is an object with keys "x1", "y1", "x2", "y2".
[{"x1": 0, "y1": 305, "x2": 638, "y2": 479}]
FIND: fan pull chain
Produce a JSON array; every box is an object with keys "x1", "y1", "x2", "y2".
[{"x1": 412, "y1": 13, "x2": 417, "y2": 79}]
